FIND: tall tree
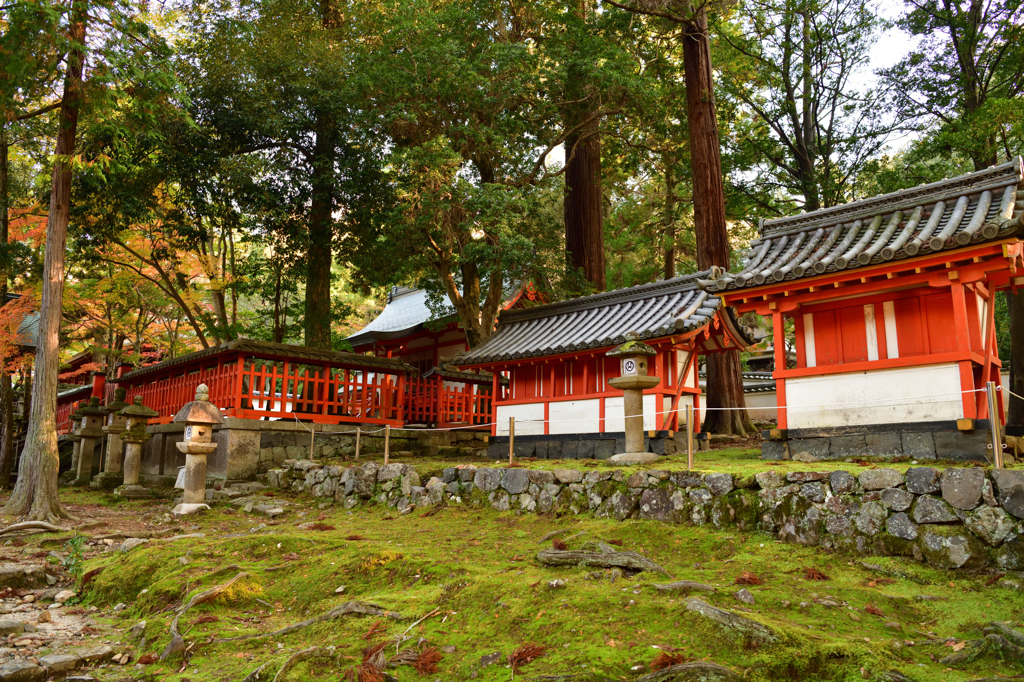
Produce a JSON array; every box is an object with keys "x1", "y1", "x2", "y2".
[
  {"x1": 881, "y1": 0, "x2": 1024, "y2": 423},
  {"x1": 607, "y1": 0, "x2": 753, "y2": 435},
  {"x1": 718, "y1": 0, "x2": 890, "y2": 211}
]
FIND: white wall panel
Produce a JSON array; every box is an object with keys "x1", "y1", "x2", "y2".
[
  {"x1": 786, "y1": 363, "x2": 963, "y2": 429},
  {"x1": 548, "y1": 399, "x2": 600, "y2": 434},
  {"x1": 803, "y1": 313, "x2": 816, "y2": 367},
  {"x1": 604, "y1": 394, "x2": 658, "y2": 432},
  {"x1": 883, "y1": 301, "x2": 899, "y2": 359},
  {"x1": 496, "y1": 403, "x2": 545, "y2": 435}
]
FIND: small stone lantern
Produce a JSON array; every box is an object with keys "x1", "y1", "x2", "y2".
[
  {"x1": 94, "y1": 388, "x2": 130, "y2": 488},
  {"x1": 75, "y1": 397, "x2": 108, "y2": 485},
  {"x1": 115, "y1": 396, "x2": 158, "y2": 497},
  {"x1": 65, "y1": 402, "x2": 85, "y2": 480},
  {"x1": 607, "y1": 332, "x2": 661, "y2": 462},
  {"x1": 173, "y1": 384, "x2": 224, "y2": 507}
]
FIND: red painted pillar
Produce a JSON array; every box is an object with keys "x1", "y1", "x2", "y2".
[
  {"x1": 772, "y1": 310, "x2": 788, "y2": 430},
  {"x1": 90, "y1": 371, "x2": 106, "y2": 400}
]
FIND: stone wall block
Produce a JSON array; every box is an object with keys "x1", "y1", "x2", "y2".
[
  {"x1": 911, "y1": 495, "x2": 959, "y2": 524},
  {"x1": 940, "y1": 468, "x2": 986, "y2": 510},
  {"x1": 964, "y1": 507, "x2": 1015, "y2": 546},
  {"x1": 906, "y1": 467, "x2": 940, "y2": 494},
  {"x1": 879, "y1": 488, "x2": 914, "y2": 512},
  {"x1": 901, "y1": 432, "x2": 936, "y2": 460},
  {"x1": 704, "y1": 473, "x2": 733, "y2": 496},
  {"x1": 859, "y1": 468, "x2": 904, "y2": 491}
]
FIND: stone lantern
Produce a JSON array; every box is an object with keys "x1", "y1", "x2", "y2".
[
  {"x1": 94, "y1": 388, "x2": 130, "y2": 489},
  {"x1": 172, "y1": 384, "x2": 223, "y2": 507},
  {"x1": 74, "y1": 397, "x2": 107, "y2": 485},
  {"x1": 64, "y1": 402, "x2": 85, "y2": 482},
  {"x1": 607, "y1": 332, "x2": 661, "y2": 463},
  {"x1": 115, "y1": 396, "x2": 158, "y2": 498}
]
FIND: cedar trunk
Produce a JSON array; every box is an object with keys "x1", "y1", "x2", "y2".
[
  {"x1": 680, "y1": 7, "x2": 752, "y2": 435},
  {"x1": 0, "y1": 126, "x2": 13, "y2": 488},
  {"x1": 564, "y1": 120, "x2": 606, "y2": 291},
  {"x1": 3, "y1": 1, "x2": 87, "y2": 520}
]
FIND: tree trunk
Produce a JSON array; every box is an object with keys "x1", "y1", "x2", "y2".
[
  {"x1": 1007, "y1": 290, "x2": 1024, "y2": 426},
  {"x1": 562, "y1": 0, "x2": 605, "y2": 291},
  {"x1": 679, "y1": 6, "x2": 753, "y2": 436},
  {"x1": 663, "y1": 164, "x2": 676, "y2": 279},
  {"x1": 3, "y1": 0, "x2": 87, "y2": 520},
  {"x1": 0, "y1": 125, "x2": 13, "y2": 489},
  {"x1": 304, "y1": 0, "x2": 338, "y2": 350}
]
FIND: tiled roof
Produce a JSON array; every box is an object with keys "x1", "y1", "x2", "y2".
[
  {"x1": 347, "y1": 287, "x2": 454, "y2": 348},
  {"x1": 698, "y1": 157, "x2": 1024, "y2": 293},
  {"x1": 454, "y1": 274, "x2": 741, "y2": 365}
]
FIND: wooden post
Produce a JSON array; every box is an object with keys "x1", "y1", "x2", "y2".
[
  {"x1": 383, "y1": 425, "x2": 391, "y2": 465},
  {"x1": 686, "y1": 402, "x2": 694, "y2": 471},
  {"x1": 987, "y1": 381, "x2": 1003, "y2": 469},
  {"x1": 309, "y1": 424, "x2": 316, "y2": 459},
  {"x1": 354, "y1": 427, "x2": 361, "y2": 459},
  {"x1": 508, "y1": 416, "x2": 515, "y2": 466}
]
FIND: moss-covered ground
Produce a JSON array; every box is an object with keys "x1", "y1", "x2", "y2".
[{"x1": 10, "y1": 484, "x2": 1021, "y2": 682}]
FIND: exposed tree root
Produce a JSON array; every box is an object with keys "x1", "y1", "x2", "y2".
[
  {"x1": 214, "y1": 601, "x2": 402, "y2": 643},
  {"x1": 536, "y1": 548, "x2": 670, "y2": 576},
  {"x1": 538, "y1": 529, "x2": 570, "y2": 544},
  {"x1": 161, "y1": 571, "x2": 252, "y2": 661},
  {"x1": 274, "y1": 647, "x2": 330, "y2": 682},
  {"x1": 942, "y1": 622, "x2": 1024, "y2": 666},
  {"x1": 654, "y1": 581, "x2": 717, "y2": 594},
  {"x1": 633, "y1": 661, "x2": 740, "y2": 681},
  {"x1": 0, "y1": 520, "x2": 66, "y2": 536},
  {"x1": 241, "y1": 662, "x2": 271, "y2": 681}
]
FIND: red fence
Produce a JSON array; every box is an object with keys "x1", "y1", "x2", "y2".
[
  {"x1": 56, "y1": 386, "x2": 91, "y2": 434},
  {"x1": 407, "y1": 376, "x2": 493, "y2": 427}
]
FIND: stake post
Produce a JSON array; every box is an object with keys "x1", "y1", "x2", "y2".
[
  {"x1": 686, "y1": 403, "x2": 694, "y2": 471},
  {"x1": 987, "y1": 381, "x2": 1003, "y2": 469},
  {"x1": 354, "y1": 427, "x2": 361, "y2": 459},
  {"x1": 384, "y1": 424, "x2": 391, "y2": 465},
  {"x1": 509, "y1": 416, "x2": 515, "y2": 466}
]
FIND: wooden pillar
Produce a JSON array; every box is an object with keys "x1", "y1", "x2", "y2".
[
  {"x1": 772, "y1": 310, "x2": 788, "y2": 429},
  {"x1": 951, "y1": 282, "x2": 978, "y2": 419}
]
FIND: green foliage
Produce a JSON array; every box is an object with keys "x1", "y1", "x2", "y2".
[{"x1": 62, "y1": 532, "x2": 85, "y2": 582}]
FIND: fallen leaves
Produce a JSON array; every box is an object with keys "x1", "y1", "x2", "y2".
[
  {"x1": 307, "y1": 523, "x2": 336, "y2": 531},
  {"x1": 281, "y1": 553, "x2": 301, "y2": 561},
  {"x1": 413, "y1": 646, "x2": 443, "y2": 674},
  {"x1": 734, "y1": 572, "x2": 763, "y2": 586},
  {"x1": 864, "y1": 604, "x2": 885, "y2": 617},
  {"x1": 508, "y1": 644, "x2": 546, "y2": 671},
  {"x1": 192, "y1": 614, "x2": 219, "y2": 625},
  {"x1": 137, "y1": 653, "x2": 158, "y2": 665},
  {"x1": 804, "y1": 567, "x2": 829, "y2": 581},
  {"x1": 552, "y1": 538, "x2": 567, "y2": 551},
  {"x1": 362, "y1": 620, "x2": 387, "y2": 641},
  {"x1": 866, "y1": 578, "x2": 896, "y2": 588},
  {"x1": 650, "y1": 651, "x2": 691, "y2": 670},
  {"x1": 345, "y1": 534, "x2": 367, "y2": 541}
]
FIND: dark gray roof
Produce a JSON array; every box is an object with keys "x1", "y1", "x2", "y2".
[
  {"x1": 699, "y1": 157, "x2": 1024, "y2": 293},
  {"x1": 454, "y1": 274, "x2": 735, "y2": 365},
  {"x1": 16, "y1": 311, "x2": 38, "y2": 349},
  {"x1": 347, "y1": 287, "x2": 454, "y2": 348},
  {"x1": 421, "y1": 364, "x2": 507, "y2": 386},
  {"x1": 114, "y1": 338, "x2": 415, "y2": 383}
]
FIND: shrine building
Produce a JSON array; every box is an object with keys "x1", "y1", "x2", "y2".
[
  {"x1": 699, "y1": 158, "x2": 1024, "y2": 461},
  {"x1": 454, "y1": 275, "x2": 753, "y2": 459}
]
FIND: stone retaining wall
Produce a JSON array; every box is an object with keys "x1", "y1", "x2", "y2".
[{"x1": 265, "y1": 460, "x2": 1024, "y2": 572}]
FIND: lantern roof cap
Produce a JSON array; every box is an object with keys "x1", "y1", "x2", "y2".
[
  {"x1": 79, "y1": 396, "x2": 107, "y2": 416},
  {"x1": 118, "y1": 395, "x2": 159, "y2": 418},
  {"x1": 606, "y1": 332, "x2": 658, "y2": 358},
  {"x1": 103, "y1": 387, "x2": 130, "y2": 413},
  {"x1": 172, "y1": 384, "x2": 225, "y2": 425}
]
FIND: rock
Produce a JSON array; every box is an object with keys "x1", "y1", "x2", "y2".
[
  {"x1": 53, "y1": 590, "x2": 75, "y2": 604},
  {"x1": 654, "y1": 581, "x2": 717, "y2": 594},
  {"x1": 878, "y1": 487, "x2": 914, "y2": 511},
  {"x1": 170, "y1": 503, "x2": 210, "y2": 516},
  {"x1": 0, "y1": 621, "x2": 25, "y2": 636},
  {"x1": 859, "y1": 469, "x2": 903, "y2": 491},
  {"x1": 829, "y1": 471, "x2": 857, "y2": 494},
  {"x1": 964, "y1": 506, "x2": 1015, "y2": 546},
  {"x1": 704, "y1": 473, "x2": 733, "y2": 496},
  {"x1": 885, "y1": 512, "x2": 918, "y2": 541},
  {"x1": 792, "y1": 452, "x2": 818, "y2": 463},
  {"x1": 479, "y1": 652, "x2": 502, "y2": 667},
  {"x1": 112, "y1": 602, "x2": 126, "y2": 612},
  {"x1": 940, "y1": 468, "x2": 985, "y2": 510},
  {"x1": 553, "y1": 469, "x2": 583, "y2": 484},
  {"x1": 787, "y1": 471, "x2": 829, "y2": 483},
  {"x1": 825, "y1": 515, "x2": 852, "y2": 536},
  {"x1": 75, "y1": 646, "x2": 115, "y2": 663},
  {"x1": 36, "y1": 611, "x2": 50, "y2": 624},
  {"x1": 982, "y1": 479, "x2": 998, "y2": 506},
  {"x1": 500, "y1": 469, "x2": 530, "y2": 495},
  {"x1": 0, "y1": 566, "x2": 46, "y2": 590},
  {"x1": 474, "y1": 468, "x2": 501, "y2": 492},
  {"x1": 917, "y1": 526, "x2": 985, "y2": 569},
  {"x1": 547, "y1": 580, "x2": 565, "y2": 589},
  {"x1": 526, "y1": 470, "x2": 555, "y2": 486},
  {"x1": 735, "y1": 588, "x2": 755, "y2": 605},
  {"x1": 38, "y1": 654, "x2": 80, "y2": 675},
  {"x1": 800, "y1": 482, "x2": 825, "y2": 503},
  {"x1": 608, "y1": 452, "x2": 660, "y2": 465},
  {"x1": 905, "y1": 467, "x2": 940, "y2": 494},
  {"x1": 633, "y1": 661, "x2": 741, "y2": 682},
  {"x1": 597, "y1": 492, "x2": 637, "y2": 521},
  {"x1": 911, "y1": 495, "x2": 959, "y2": 524},
  {"x1": 334, "y1": 585, "x2": 346, "y2": 594},
  {"x1": 754, "y1": 471, "x2": 785, "y2": 490},
  {"x1": 684, "y1": 598, "x2": 777, "y2": 645},
  {"x1": 991, "y1": 470, "x2": 1024, "y2": 519},
  {"x1": 0, "y1": 662, "x2": 44, "y2": 682},
  {"x1": 129, "y1": 621, "x2": 146, "y2": 641},
  {"x1": 995, "y1": 535, "x2": 1024, "y2": 571},
  {"x1": 884, "y1": 622, "x2": 902, "y2": 631},
  {"x1": 854, "y1": 501, "x2": 888, "y2": 536}
]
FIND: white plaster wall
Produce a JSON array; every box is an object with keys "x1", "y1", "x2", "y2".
[
  {"x1": 697, "y1": 393, "x2": 777, "y2": 422},
  {"x1": 604, "y1": 394, "x2": 658, "y2": 432},
  {"x1": 548, "y1": 399, "x2": 601, "y2": 434},
  {"x1": 496, "y1": 403, "x2": 545, "y2": 435},
  {"x1": 785, "y1": 363, "x2": 963, "y2": 429}
]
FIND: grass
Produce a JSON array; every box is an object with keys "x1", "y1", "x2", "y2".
[{"x1": 43, "y1": 487, "x2": 1022, "y2": 682}]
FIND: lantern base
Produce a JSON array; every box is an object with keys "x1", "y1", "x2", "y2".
[
  {"x1": 171, "y1": 503, "x2": 210, "y2": 516},
  {"x1": 607, "y1": 452, "x2": 661, "y2": 465},
  {"x1": 114, "y1": 484, "x2": 153, "y2": 499},
  {"x1": 89, "y1": 473, "x2": 124, "y2": 490}
]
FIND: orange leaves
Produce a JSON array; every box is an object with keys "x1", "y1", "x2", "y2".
[
  {"x1": 803, "y1": 567, "x2": 829, "y2": 581},
  {"x1": 650, "y1": 651, "x2": 691, "y2": 670},
  {"x1": 552, "y1": 538, "x2": 567, "y2": 550},
  {"x1": 508, "y1": 644, "x2": 546, "y2": 671},
  {"x1": 864, "y1": 603, "x2": 885, "y2": 617},
  {"x1": 734, "y1": 572, "x2": 763, "y2": 586}
]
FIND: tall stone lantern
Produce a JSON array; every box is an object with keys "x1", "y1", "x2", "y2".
[
  {"x1": 607, "y1": 333, "x2": 661, "y2": 463},
  {"x1": 173, "y1": 384, "x2": 223, "y2": 506},
  {"x1": 74, "y1": 397, "x2": 107, "y2": 485},
  {"x1": 65, "y1": 402, "x2": 85, "y2": 481},
  {"x1": 115, "y1": 396, "x2": 158, "y2": 498},
  {"x1": 94, "y1": 388, "x2": 130, "y2": 489}
]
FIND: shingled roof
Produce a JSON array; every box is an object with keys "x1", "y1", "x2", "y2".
[
  {"x1": 698, "y1": 157, "x2": 1024, "y2": 293},
  {"x1": 347, "y1": 287, "x2": 453, "y2": 348},
  {"x1": 454, "y1": 275, "x2": 744, "y2": 365}
]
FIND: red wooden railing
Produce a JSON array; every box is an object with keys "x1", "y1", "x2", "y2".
[
  {"x1": 406, "y1": 375, "x2": 492, "y2": 427},
  {"x1": 56, "y1": 386, "x2": 91, "y2": 434}
]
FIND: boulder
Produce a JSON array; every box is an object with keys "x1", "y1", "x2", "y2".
[
  {"x1": 829, "y1": 471, "x2": 857, "y2": 494},
  {"x1": 964, "y1": 507, "x2": 1015, "y2": 546},
  {"x1": 684, "y1": 598, "x2": 777, "y2": 646},
  {"x1": 500, "y1": 468, "x2": 530, "y2": 495},
  {"x1": 754, "y1": 471, "x2": 785, "y2": 490},
  {"x1": 38, "y1": 654, "x2": 80, "y2": 675},
  {"x1": 474, "y1": 468, "x2": 501, "y2": 492},
  {"x1": 0, "y1": 621, "x2": 26, "y2": 635},
  {"x1": 75, "y1": 646, "x2": 115, "y2": 663},
  {"x1": 787, "y1": 471, "x2": 829, "y2": 483},
  {"x1": 859, "y1": 469, "x2": 903, "y2": 491},
  {"x1": 553, "y1": 468, "x2": 583, "y2": 484},
  {"x1": 825, "y1": 515, "x2": 852, "y2": 537},
  {"x1": 704, "y1": 473, "x2": 733, "y2": 496},
  {"x1": 0, "y1": 566, "x2": 46, "y2": 590},
  {"x1": 526, "y1": 470, "x2": 555, "y2": 486},
  {"x1": 917, "y1": 525, "x2": 987, "y2": 570},
  {"x1": 885, "y1": 512, "x2": 918, "y2": 541},
  {"x1": 905, "y1": 467, "x2": 940, "y2": 494},
  {"x1": 910, "y1": 495, "x2": 959, "y2": 524},
  {"x1": 597, "y1": 492, "x2": 638, "y2": 521},
  {"x1": 940, "y1": 468, "x2": 985, "y2": 510},
  {"x1": 633, "y1": 662, "x2": 741, "y2": 682},
  {"x1": 800, "y1": 482, "x2": 825, "y2": 503},
  {"x1": 0, "y1": 662, "x2": 44, "y2": 682},
  {"x1": 854, "y1": 501, "x2": 888, "y2": 536},
  {"x1": 991, "y1": 470, "x2": 1024, "y2": 519},
  {"x1": 879, "y1": 488, "x2": 914, "y2": 512}
]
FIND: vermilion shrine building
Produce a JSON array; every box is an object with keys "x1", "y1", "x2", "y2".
[
  {"x1": 699, "y1": 158, "x2": 1024, "y2": 460},
  {"x1": 455, "y1": 277, "x2": 753, "y2": 458}
]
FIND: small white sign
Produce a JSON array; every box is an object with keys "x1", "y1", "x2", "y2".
[
  {"x1": 185, "y1": 425, "x2": 193, "y2": 441},
  {"x1": 174, "y1": 466, "x2": 186, "y2": 490},
  {"x1": 622, "y1": 358, "x2": 638, "y2": 376}
]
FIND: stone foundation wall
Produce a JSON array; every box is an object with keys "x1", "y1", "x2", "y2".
[
  {"x1": 265, "y1": 460, "x2": 1024, "y2": 572},
  {"x1": 762, "y1": 425, "x2": 997, "y2": 463},
  {"x1": 486, "y1": 431, "x2": 684, "y2": 460}
]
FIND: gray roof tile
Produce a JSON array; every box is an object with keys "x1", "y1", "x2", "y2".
[{"x1": 700, "y1": 158, "x2": 1024, "y2": 293}]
